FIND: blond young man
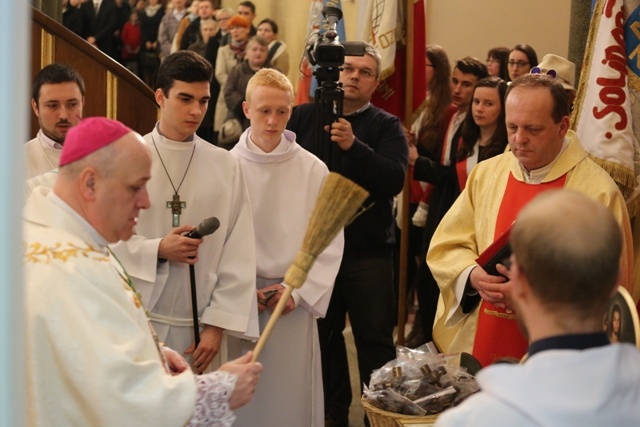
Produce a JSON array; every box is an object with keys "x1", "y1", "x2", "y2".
[{"x1": 230, "y1": 69, "x2": 344, "y2": 427}]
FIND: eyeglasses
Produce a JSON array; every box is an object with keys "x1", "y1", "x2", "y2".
[
  {"x1": 508, "y1": 60, "x2": 530, "y2": 68},
  {"x1": 341, "y1": 65, "x2": 376, "y2": 79}
]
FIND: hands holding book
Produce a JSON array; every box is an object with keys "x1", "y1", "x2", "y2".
[
  {"x1": 468, "y1": 262, "x2": 515, "y2": 311},
  {"x1": 468, "y1": 223, "x2": 517, "y2": 311}
]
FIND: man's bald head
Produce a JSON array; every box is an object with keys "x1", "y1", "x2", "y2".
[
  {"x1": 55, "y1": 127, "x2": 152, "y2": 243},
  {"x1": 511, "y1": 190, "x2": 621, "y2": 314}
]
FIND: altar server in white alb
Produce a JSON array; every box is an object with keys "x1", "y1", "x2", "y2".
[
  {"x1": 230, "y1": 69, "x2": 344, "y2": 427},
  {"x1": 111, "y1": 51, "x2": 257, "y2": 374},
  {"x1": 24, "y1": 117, "x2": 263, "y2": 427}
]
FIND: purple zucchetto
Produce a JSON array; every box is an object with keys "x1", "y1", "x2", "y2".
[{"x1": 59, "y1": 117, "x2": 132, "y2": 166}]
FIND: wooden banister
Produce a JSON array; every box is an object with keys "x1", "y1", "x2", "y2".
[{"x1": 30, "y1": 7, "x2": 159, "y2": 138}]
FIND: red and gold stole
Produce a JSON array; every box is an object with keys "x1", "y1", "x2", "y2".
[{"x1": 472, "y1": 172, "x2": 567, "y2": 366}]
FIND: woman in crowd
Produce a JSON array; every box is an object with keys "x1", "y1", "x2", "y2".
[
  {"x1": 186, "y1": 18, "x2": 219, "y2": 143},
  {"x1": 138, "y1": 0, "x2": 165, "y2": 87},
  {"x1": 256, "y1": 18, "x2": 289, "y2": 75},
  {"x1": 223, "y1": 36, "x2": 273, "y2": 142},
  {"x1": 507, "y1": 43, "x2": 538, "y2": 81},
  {"x1": 413, "y1": 77, "x2": 509, "y2": 202},
  {"x1": 455, "y1": 77, "x2": 509, "y2": 188},
  {"x1": 186, "y1": 17, "x2": 217, "y2": 57},
  {"x1": 173, "y1": 0, "x2": 199, "y2": 52},
  {"x1": 215, "y1": 7, "x2": 234, "y2": 46},
  {"x1": 214, "y1": 15, "x2": 252, "y2": 143},
  {"x1": 401, "y1": 45, "x2": 456, "y2": 347},
  {"x1": 409, "y1": 77, "x2": 508, "y2": 347},
  {"x1": 486, "y1": 46, "x2": 509, "y2": 80},
  {"x1": 121, "y1": 8, "x2": 141, "y2": 74}
]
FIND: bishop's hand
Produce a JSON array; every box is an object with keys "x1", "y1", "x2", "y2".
[{"x1": 158, "y1": 225, "x2": 203, "y2": 264}]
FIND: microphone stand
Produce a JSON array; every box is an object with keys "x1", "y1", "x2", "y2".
[
  {"x1": 189, "y1": 264, "x2": 200, "y2": 347},
  {"x1": 184, "y1": 217, "x2": 220, "y2": 349}
]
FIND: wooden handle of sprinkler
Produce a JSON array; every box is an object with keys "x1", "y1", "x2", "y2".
[{"x1": 251, "y1": 285, "x2": 294, "y2": 362}]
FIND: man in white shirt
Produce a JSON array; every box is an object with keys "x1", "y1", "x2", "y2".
[
  {"x1": 26, "y1": 63, "x2": 85, "y2": 178},
  {"x1": 435, "y1": 190, "x2": 640, "y2": 427}
]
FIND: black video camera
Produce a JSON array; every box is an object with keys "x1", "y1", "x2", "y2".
[
  {"x1": 306, "y1": 7, "x2": 366, "y2": 72},
  {"x1": 306, "y1": 5, "x2": 366, "y2": 129}
]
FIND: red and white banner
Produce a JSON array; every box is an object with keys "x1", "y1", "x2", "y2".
[
  {"x1": 571, "y1": 0, "x2": 640, "y2": 209},
  {"x1": 358, "y1": 0, "x2": 427, "y2": 122}
]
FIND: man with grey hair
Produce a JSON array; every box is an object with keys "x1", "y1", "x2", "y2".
[
  {"x1": 23, "y1": 117, "x2": 262, "y2": 426},
  {"x1": 427, "y1": 74, "x2": 634, "y2": 367},
  {"x1": 214, "y1": 7, "x2": 233, "y2": 46},
  {"x1": 287, "y1": 43, "x2": 408, "y2": 426},
  {"x1": 435, "y1": 190, "x2": 640, "y2": 427}
]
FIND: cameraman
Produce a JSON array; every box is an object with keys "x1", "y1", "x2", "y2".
[{"x1": 287, "y1": 43, "x2": 408, "y2": 427}]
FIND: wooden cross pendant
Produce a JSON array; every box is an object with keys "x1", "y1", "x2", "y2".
[{"x1": 166, "y1": 194, "x2": 186, "y2": 227}]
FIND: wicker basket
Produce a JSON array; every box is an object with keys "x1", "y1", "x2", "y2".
[{"x1": 361, "y1": 398, "x2": 439, "y2": 427}]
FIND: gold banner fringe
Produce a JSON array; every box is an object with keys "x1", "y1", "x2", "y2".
[
  {"x1": 629, "y1": 71, "x2": 640, "y2": 94},
  {"x1": 588, "y1": 153, "x2": 639, "y2": 216},
  {"x1": 627, "y1": 194, "x2": 640, "y2": 219},
  {"x1": 570, "y1": 0, "x2": 603, "y2": 130}
]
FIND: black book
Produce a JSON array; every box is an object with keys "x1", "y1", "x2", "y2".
[{"x1": 475, "y1": 223, "x2": 513, "y2": 278}]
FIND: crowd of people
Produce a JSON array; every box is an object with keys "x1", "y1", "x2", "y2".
[
  {"x1": 61, "y1": 0, "x2": 288, "y2": 146},
  {"x1": 25, "y1": 4, "x2": 640, "y2": 426}
]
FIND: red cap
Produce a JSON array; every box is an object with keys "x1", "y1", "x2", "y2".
[
  {"x1": 59, "y1": 117, "x2": 131, "y2": 166},
  {"x1": 227, "y1": 15, "x2": 250, "y2": 29}
]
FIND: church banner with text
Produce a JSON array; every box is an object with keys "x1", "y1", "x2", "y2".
[
  {"x1": 571, "y1": 0, "x2": 640, "y2": 212},
  {"x1": 358, "y1": 0, "x2": 426, "y2": 122}
]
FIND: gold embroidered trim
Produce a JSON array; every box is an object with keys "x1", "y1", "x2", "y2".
[
  {"x1": 24, "y1": 242, "x2": 109, "y2": 264},
  {"x1": 483, "y1": 308, "x2": 516, "y2": 320}
]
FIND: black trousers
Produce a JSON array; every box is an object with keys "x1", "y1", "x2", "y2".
[{"x1": 319, "y1": 256, "x2": 397, "y2": 419}]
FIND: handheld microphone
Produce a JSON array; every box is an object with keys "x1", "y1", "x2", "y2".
[{"x1": 184, "y1": 217, "x2": 220, "y2": 239}]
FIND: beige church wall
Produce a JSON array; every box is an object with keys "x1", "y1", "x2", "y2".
[
  {"x1": 425, "y1": 0, "x2": 571, "y2": 67},
  {"x1": 222, "y1": 0, "x2": 571, "y2": 92}
]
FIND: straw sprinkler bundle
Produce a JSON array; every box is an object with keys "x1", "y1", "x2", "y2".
[{"x1": 251, "y1": 172, "x2": 369, "y2": 361}]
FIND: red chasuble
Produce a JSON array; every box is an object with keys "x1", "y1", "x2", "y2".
[{"x1": 472, "y1": 172, "x2": 567, "y2": 366}]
